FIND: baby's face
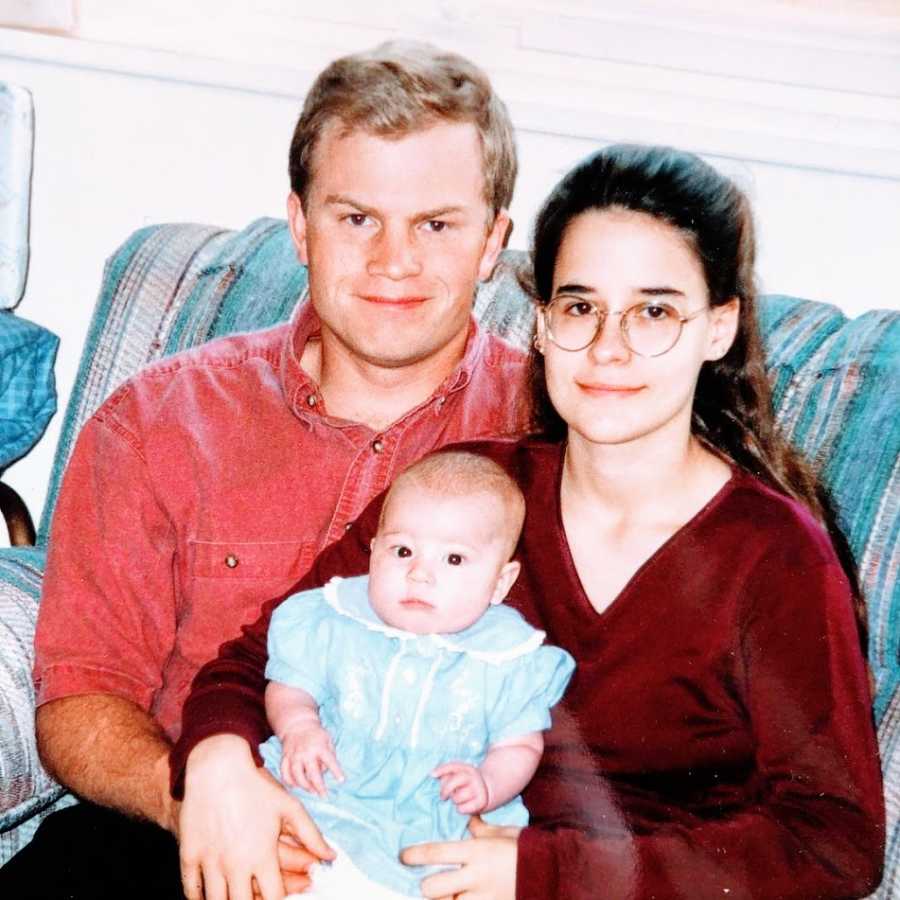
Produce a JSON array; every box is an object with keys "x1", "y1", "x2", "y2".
[{"x1": 368, "y1": 483, "x2": 519, "y2": 635}]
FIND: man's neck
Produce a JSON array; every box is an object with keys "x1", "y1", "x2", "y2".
[{"x1": 301, "y1": 329, "x2": 469, "y2": 432}]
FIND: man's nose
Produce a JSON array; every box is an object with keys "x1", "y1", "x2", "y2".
[{"x1": 367, "y1": 224, "x2": 422, "y2": 280}]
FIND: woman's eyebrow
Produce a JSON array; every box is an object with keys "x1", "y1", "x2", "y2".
[
  {"x1": 554, "y1": 283, "x2": 593, "y2": 295},
  {"x1": 639, "y1": 286, "x2": 686, "y2": 297}
]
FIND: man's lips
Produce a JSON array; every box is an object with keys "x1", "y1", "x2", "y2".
[
  {"x1": 359, "y1": 294, "x2": 428, "y2": 308},
  {"x1": 399, "y1": 598, "x2": 434, "y2": 610}
]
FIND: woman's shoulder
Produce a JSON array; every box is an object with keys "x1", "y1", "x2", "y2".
[{"x1": 716, "y1": 467, "x2": 837, "y2": 565}]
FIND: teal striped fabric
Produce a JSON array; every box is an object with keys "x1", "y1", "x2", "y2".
[{"x1": 1, "y1": 219, "x2": 897, "y2": 896}]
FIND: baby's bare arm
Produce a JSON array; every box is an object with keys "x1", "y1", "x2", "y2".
[
  {"x1": 434, "y1": 731, "x2": 544, "y2": 815},
  {"x1": 265, "y1": 682, "x2": 344, "y2": 796}
]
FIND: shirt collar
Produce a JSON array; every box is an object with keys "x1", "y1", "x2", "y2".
[
  {"x1": 323, "y1": 575, "x2": 546, "y2": 664},
  {"x1": 279, "y1": 299, "x2": 488, "y2": 424}
]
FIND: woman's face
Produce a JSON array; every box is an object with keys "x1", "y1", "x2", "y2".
[{"x1": 537, "y1": 208, "x2": 738, "y2": 451}]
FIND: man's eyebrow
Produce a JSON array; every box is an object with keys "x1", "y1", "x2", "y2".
[
  {"x1": 416, "y1": 205, "x2": 467, "y2": 220},
  {"x1": 324, "y1": 194, "x2": 376, "y2": 215}
]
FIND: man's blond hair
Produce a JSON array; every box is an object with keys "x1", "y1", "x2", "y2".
[{"x1": 288, "y1": 41, "x2": 517, "y2": 220}]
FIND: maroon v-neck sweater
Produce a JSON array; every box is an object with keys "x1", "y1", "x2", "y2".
[{"x1": 173, "y1": 439, "x2": 884, "y2": 899}]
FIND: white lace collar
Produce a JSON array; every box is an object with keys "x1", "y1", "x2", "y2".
[{"x1": 322, "y1": 575, "x2": 545, "y2": 665}]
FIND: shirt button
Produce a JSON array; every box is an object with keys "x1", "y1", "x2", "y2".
[
  {"x1": 306, "y1": 394, "x2": 317, "y2": 407},
  {"x1": 403, "y1": 668, "x2": 416, "y2": 684},
  {"x1": 344, "y1": 522, "x2": 353, "y2": 532},
  {"x1": 394, "y1": 714, "x2": 402, "y2": 725},
  {"x1": 224, "y1": 554, "x2": 239, "y2": 569},
  {"x1": 372, "y1": 439, "x2": 384, "y2": 453}
]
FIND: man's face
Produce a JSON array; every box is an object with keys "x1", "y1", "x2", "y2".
[{"x1": 289, "y1": 120, "x2": 510, "y2": 371}]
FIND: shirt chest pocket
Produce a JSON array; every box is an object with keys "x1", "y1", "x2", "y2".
[{"x1": 189, "y1": 539, "x2": 316, "y2": 582}]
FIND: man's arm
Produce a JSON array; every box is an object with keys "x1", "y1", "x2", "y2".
[
  {"x1": 34, "y1": 410, "x2": 179, "y2": 823},
  {"x1": 36, "y1": 694, "x2": 177, "y2": 831}
]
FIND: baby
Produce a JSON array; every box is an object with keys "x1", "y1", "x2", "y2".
[{"x1": 260, "y1": 450, "x2": 575, "y2": 898}]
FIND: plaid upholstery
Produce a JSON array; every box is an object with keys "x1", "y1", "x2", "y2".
[
  {"x1": 1, "y1": 220, "x2": 897, "y2": 898},
  {"x1": 0, "y1": 312, "x2": 58, "y2": 469}
]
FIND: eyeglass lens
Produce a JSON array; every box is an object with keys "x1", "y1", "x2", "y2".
[{"x1": 546, "y1": 300, "x2": 684, "y2": 357}]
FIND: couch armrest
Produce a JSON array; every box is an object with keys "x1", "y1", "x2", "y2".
[{"x1": 0, "y1": 548, "x2": 65, "y2": 837}]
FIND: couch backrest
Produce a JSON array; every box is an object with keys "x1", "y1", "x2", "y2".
[{"x1": 42, "y1": 217, "x2": 900, "y2": 716}]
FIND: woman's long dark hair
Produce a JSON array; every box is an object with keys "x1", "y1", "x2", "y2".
[
  {"x1": 530, "y1": 144, "x2": 823, "y2": 518},
  {"x1": 528, "y1": 145, "x2": 868, "y2": 649}
]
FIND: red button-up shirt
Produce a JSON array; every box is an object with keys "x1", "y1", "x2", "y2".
[{"x1": 35, "y1": 305, "x2": 530, "y2": 740}]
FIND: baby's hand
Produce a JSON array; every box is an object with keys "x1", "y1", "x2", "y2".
[
  {"x1": 280, "y1": 724, "x2": 345, "y2": 798},
  {"x1": 432, "y1": 762, "x2": 490, "y2": 815}
]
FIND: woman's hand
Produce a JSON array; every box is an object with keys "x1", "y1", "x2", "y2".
[
  {"x1": 179, "y1": 734, "x2": 334, "y2": 900},
  {"x1": 400, "y1": 816, "x2": 521, "y2": 900}
]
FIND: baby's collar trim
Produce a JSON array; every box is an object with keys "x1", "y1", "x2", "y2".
[{"x1": 322, "y1": 576, "x2": 545, "y2": 664}]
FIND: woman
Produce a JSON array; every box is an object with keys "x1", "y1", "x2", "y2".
[{"x1": 174, "y1": 145, "x2": 884, "y2": 899}]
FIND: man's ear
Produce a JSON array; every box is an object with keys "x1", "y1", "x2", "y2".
[
  {"x1": 287, "y1": 192, "x2": 309, "y2": 266},
  {"x1": 490, "y1": 560, "x2": 521, "y2": 605},
  {"x1": 706, "y1": 297, "x2": 740, "y2": 361},
  {"x1": 477, "y1": 210, "x2": 512, "y2": 282}
]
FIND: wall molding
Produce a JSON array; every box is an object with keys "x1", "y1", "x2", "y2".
[{"x1": 1, "y1": 10, "x2": 898, "y2": 180}]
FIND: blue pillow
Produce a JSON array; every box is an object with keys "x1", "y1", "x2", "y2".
[{"x1": 0, "y1": 312, "x2": 58, "y2": 469}]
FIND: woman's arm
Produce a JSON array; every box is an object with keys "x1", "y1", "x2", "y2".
[{"x1": 434, "y1": 732, "x2": 544, "y2": 814}]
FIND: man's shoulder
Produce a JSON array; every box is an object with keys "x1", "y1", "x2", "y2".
[{"x1": 94, "y1": 323, "x2": 291, "y2": 425}]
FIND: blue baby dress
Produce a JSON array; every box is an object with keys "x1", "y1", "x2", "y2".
[{"x1": 260, "y1": 575, "x2": 575, "y2": 897}]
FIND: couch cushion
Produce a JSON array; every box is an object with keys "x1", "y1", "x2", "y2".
[{"x1": 0, "y1": 547, "x2": 67, "y2": 835}]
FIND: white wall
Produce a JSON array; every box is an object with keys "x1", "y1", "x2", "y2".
[{"x1": 1, "y1": 2, "x2": 898, "y2": 531}]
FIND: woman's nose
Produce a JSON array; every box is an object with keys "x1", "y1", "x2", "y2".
[{"x1": 587, "y1": 311, "x2": 631, "y2": 364}]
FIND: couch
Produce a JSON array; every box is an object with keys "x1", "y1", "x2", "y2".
[{"x1": 1, "y1": 217, "x2": 897, "y2": 895}]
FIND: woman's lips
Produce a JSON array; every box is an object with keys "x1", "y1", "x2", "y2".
[{"x1": 576, "y1": 382, "x2": 645, "y2": 396}]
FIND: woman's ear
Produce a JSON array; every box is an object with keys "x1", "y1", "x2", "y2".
[
  {"x1": 490, "y1": 560, "x2": 521, "y2": 605},
  {"x1": 705, "y1": 298, "x2": 740, "y2": 361},
  {"x1": 534, "y1": 310, "x2": 548, "y2": 355}
]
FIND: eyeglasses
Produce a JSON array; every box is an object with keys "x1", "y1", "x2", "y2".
[{"x1": 540, "y1": 296, "x2": 708, "y2": 357}]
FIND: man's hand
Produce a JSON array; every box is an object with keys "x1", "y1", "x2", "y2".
[
  {"x1": 179, "y1": 734, "x2": 334, "y2": 900},
  {"x1": 433, "y1": 762, "x2": 490, "y2": 815},
  {"x1": 400, "y1": 816, "x2": 520, "y2": 900},
  {"x1": 280, "y1": 724, "x2": 345, "y2": 797}
]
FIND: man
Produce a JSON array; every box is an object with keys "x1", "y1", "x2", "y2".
[{"x1": 2, "y1": 41, "x2": 530, "y2": 898}]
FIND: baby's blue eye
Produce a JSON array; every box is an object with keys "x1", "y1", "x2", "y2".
[{"x1": 447, "y1": 553, "x2": 463, "y2": 566}]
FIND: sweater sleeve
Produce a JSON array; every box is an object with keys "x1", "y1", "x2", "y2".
[
  {"x1": 169, "y1": 494, "x2": 384, "y2": 797},
  {"x1": 516, "y1": 556, "x2": 884, "y2": 900}
]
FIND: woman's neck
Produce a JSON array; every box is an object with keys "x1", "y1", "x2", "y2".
[{"x1": 562, "y1": 425, "x2": 728, "y2": 525}]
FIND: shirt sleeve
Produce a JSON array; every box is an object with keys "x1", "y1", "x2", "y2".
[
  {"x1": 515, "y1": 555, "x2": 885, "y2": 900},
  {"x1": 265, "y1": 588, "x2": 333, "y2": 703},
  {"x1": 488, "y1": 645, "x2": 575, "y2": 745},
  {"x1": 35, "y1": 408, "x2": 177, "y2": 715},
  {"x1": 170, "y1": 490, "x2": 383, "y2": 797}
]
